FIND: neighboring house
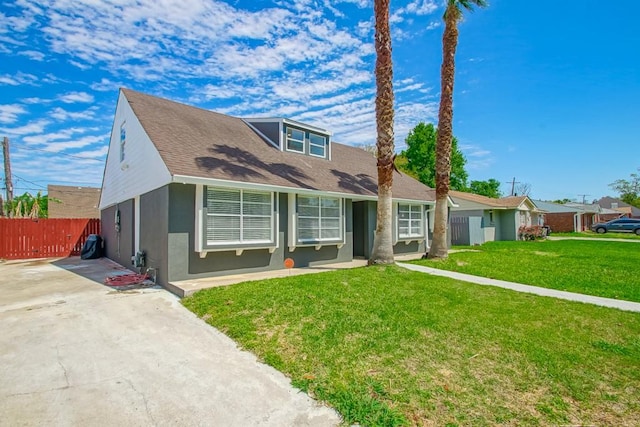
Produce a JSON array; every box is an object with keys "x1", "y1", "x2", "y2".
[
  {"x1": 533, "y1": 200, "x2": 583, "y2": 233},
  {"x1": 99, "y1": 89, "x2": 444, "y2": 288},
  {"x1": 563, "y1": 202, "x2": 621, "y2": 230},
  {"x1": 597, "y1": 196, "x2": 640, "y2": 218},
  {"x1": 449, "y1": 192, "x2": 544, "y2": 244},
  {"x1": 48, "y1": 185, "x2": 101, "y2": 218}
]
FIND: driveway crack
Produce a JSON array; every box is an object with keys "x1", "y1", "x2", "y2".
[
  {"x1": 56, "y1": 346, "x2": 70, "y2": 388},
  {"x1": 123, "y1": 378, "x2": 156, "y2": 425}
]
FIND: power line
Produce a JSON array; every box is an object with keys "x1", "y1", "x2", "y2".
[
  {"x1": 11, "y1": 141, "x2": 105, "y2": 162},
  {"x1": 504, "y1": 177, "x2": 521, "y2": 196}
]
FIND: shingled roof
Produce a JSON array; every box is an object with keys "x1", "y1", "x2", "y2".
[
  {"x1": 122, "y1": 88, "x2": 435, "y2": 202},
  {"x1": 450, "y1": 191, "x2": 535, "y2": 209}
]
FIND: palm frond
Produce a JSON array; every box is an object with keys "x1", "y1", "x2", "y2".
[{"x1": 455, "y1": 0, "x2": 488, "y2": 12}]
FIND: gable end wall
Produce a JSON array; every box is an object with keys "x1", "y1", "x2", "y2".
[{"x1": 99, "y1": 91, "x2": 172, "y2": 209}]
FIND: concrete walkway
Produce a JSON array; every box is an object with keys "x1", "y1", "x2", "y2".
[
  {"x1": 0, "y1": 257, "x2": 340, "y2": 426},
  {"x1": 170, "y1": 254, "x2": 423, "y2": 296},
  {"x1": 398, "y1": 262, "x2": 640, "y2": 313},
  {"x1": 169, "y1": 259, "x2": 368, "y2": 297}
]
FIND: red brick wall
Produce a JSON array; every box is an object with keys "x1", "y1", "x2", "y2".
[{"x1": 545, "y1": 212, "x2": 575, "y2": 232}]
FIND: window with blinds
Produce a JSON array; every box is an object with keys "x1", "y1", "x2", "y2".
[
  {"x1": 297, "y1": 195, "x2": 342, "y2": 242},
  {"x1": 398, "y1": 204, "x2": 423, "y2": 239},
  {"x1": 206, "y1": 188, "x2": 273, "y2": 245}
]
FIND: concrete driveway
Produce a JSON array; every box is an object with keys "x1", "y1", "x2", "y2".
[{"x1": 0, "y1": 257, "x2": 339, "y2": 426}]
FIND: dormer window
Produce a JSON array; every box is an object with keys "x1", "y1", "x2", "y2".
[
  {"x1": 309, "y1": 133, "x2": 326, "y2": 157},
  {"x1": 286, "y1": 128, "x2": 305, "y2": 153},
  {"x1": 243, "y1": 118, "x2": 331, "y2": 160}
]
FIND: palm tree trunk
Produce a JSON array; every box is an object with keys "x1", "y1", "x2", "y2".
[
  {"x1": 369, "y1": 0, "x2": 395, "y2": 265},
  {"x1": 428, "y1": 4, "x2": 460, "y2": 259}
]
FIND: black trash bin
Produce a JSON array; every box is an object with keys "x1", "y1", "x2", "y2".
[{"x1": 81, "y1": 234, "x2": 103, "y2": 259}]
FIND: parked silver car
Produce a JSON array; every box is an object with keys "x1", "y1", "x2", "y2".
[{"x1": 591, "y1": 218, "x2": 640, "y2": 235}]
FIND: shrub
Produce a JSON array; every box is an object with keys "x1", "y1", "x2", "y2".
[{"x1": 518, "y1": 225, "x2": 546, "y2": 241}]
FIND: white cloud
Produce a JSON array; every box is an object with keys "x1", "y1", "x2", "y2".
[
  {"x1": 426, "y1": 21, "x2": 441, "y2": 30},
  {"x1": 0, "y1": 104, "x2": 27, "y2": 124},
  {"x1": 0, "y1": 119, "x2": 49, "y2": 136},
  {"x1": 18, "y1": 50, "x2": 46, "y2": 61},
  {"x1": 0, "y1": 72, "x2": 38, "y2": 86},
  {"x1": 460, "y1": 144, "x2": 494, "y2": 170},
  {"x1": 21, "y1": 97, "x2": 51, "y2": 104},
  {"x1": 406, "y1": 0, "x2": 438, "y2": 15},
  {"x1": 59, "y1": 91, "x2": 94, "y2": 103},
  {"x1": 49, "y1": 106, "x2": 97, "y2": 121},
  {"x1": 90, "y1": 78, "x2": 120, "y2": 92},
  {"x1": 42, "y1": 134, "x2": 107, "y2": 152}
]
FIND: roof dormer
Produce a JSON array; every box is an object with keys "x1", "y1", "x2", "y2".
[{"x1": 243, "y1": 118, "x2": 332, "y2": 161}]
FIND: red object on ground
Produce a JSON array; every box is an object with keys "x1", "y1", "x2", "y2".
[{"x1": 104, "y1": 273, "x2": 149, "y2": 287}]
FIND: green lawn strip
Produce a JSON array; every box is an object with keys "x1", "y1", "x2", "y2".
[
  {"x1": 183, "y1": 266, "x2": 640, "y2": 426},
  {"x1": 553, "y1": 231, "x2": 640, "y2": 240},
  {"x1": 413, "y1": 240, "x2": 640, "y2": 302}
]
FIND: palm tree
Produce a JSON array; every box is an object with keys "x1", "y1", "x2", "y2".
[
  {"x1": 368, "y1": 0, "x2": 395, "y2": 265},
  {"x1": 429, "y1": 0, "x2": 487, "y2": 259}
]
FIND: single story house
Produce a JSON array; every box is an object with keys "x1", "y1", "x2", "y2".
[
  {"x1": 532, "y1": 200, "x2": 583, "y2": 232},
  {"x1": 563, "y1": 202, "x2": 621, "y2": 230},
  {"x1": 48, "y1": 185, "x2": 101, "y2": 218},
  {"x1": 99, "y1": 89, "x2": 445, "y2": 288},
  {"x1": 448, "y1": 191, "x2": 544, "y2": 244},
  {"x1": 597, "y1": 196, "x2": 640, "y2": 218}
]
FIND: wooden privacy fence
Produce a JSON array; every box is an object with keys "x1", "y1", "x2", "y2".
[
  {"x1": 0, "y1": 218, "x2": 101, "y2": 260},
  {"x1": 450, "y1": 216, "x2": 484, "y2": 246}
]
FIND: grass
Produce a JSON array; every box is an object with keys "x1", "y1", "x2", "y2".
[
  {"x1": 553, "y1": 231, "x2": 640, "y2": 240},
  {"x1": 183, "y1": 266, "x2": 640, "y2": 426},
  {"x1": 411, "y1": 240, "x2": 640, "y2": 302}
]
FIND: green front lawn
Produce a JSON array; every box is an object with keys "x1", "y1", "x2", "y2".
[
  {"x1": 553, "y1": 231, "x2": 640, "y2": 240},
  {"x1": 183, "y1": 266, "x2": 640, "y2": 426},
  {"x1": 412, "y1": 240, "x2": 640, "y2": 302}
]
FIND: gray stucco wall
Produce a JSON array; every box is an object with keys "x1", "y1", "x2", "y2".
[
  {"x1": 139, "y1": 186, "x2": 169, "y2": 285},
  {"x1": 364, "y1": 201, "x2": 427, "y2": 256},
  {"x1": 248, "y1": 121, "x2": 280, "y2": 146},
  {"x1": 164, "y1": 185, "x2": 356, "y2": 283},
  {"x1": 284, "y1": 197, "x2": 353, "y2": 267},
  {"x1": 498, "y1": 210, "x2": 516, "y2": 240},
  {"x1": 166, "y1": 184, "x2": 283, "y2": 283},
  {"x1": 101, "y1": 199, "x2": 135, "y2": 268}
]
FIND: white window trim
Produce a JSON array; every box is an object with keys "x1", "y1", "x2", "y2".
[
  {"x1": 285, "y1": 127, "x2": 305, "y2": 154},
  {"x1": 395, "y1": 203, "x2": 426, "y2": 244},
  {"x1": 308, "y1": 132, "x2": 326, "y2": 158},
  {"x1": 197, "y1": 186, "x2": 278, "y2": 255},
  {"x1": 288, "y1": 193, "x2": 345, "y2": 251},
  {"x1": 119, "y1": 121, "x2": 126, "y2": 163}
]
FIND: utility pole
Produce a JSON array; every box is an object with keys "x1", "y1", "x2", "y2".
[
  {"x1": 2, "y1": 136, "x2": 13, "y2": 209},
  {"x1": 506, "y1": 177, "x2": 521, "y2": 196},
  {"x1": 578, "y1": 194, "x2": 590, "y2": 205}
]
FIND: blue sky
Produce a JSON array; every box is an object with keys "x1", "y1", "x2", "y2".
[{"x1": 1, "y1": 0, "x2": 638, "y2": 202}]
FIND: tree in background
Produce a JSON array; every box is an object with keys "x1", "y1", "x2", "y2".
[
  {"x1": 469, "y1": 178, "x2": 501, "y2": 198},
  {"x1": 609, "y1": 168, "x2": 640, "y2": 207},
  {"x1": 429, "y1": 0, "x2": 487, "y2": 260},
  {"x1": 514, "y1": 182, "x2": 532, "y2": 197},
  {"x1": 398, "y1": 122, "x2": 467, "y2": 190},
  {"x1": 4, "y1": 192, "x2": 48, "y2": 218},
  {"x1": 552, "y1": 198, "x2": 572, "y2": 204},
  {"x1": 396, "y1": 122, "x2": 502, "y2": 198},
  {"x1": 368, "y1": 0, "x2": 395, "y2": 265}
]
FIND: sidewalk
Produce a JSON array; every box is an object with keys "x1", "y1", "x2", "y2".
[{"x1": 398, "y1": 262, "x2": 640, "y2": 313}]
